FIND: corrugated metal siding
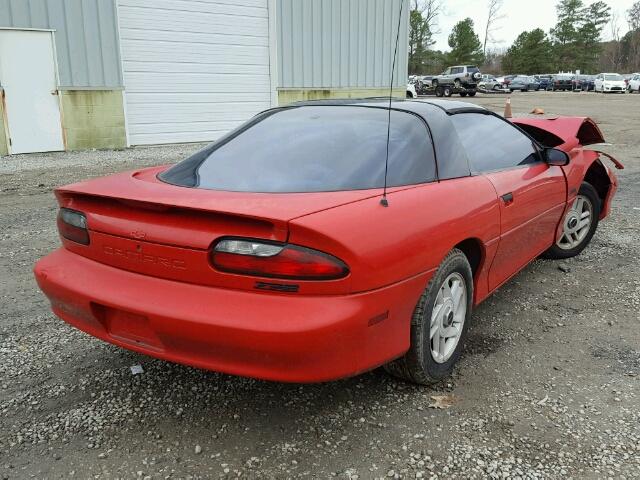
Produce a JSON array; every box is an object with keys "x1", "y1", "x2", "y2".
[
  {"x1": 0, "y1": 0, "x2": 122, "y2": 88},
  {"x1": 277, "y1": 0, "x2": 409, "y2": 89}
]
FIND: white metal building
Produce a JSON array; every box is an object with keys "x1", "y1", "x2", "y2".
[{"x1": 0, "y1": 0, "x2": 408, "y2": 154}]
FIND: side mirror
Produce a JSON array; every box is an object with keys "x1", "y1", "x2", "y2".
[{"x1": 544, "y1": 148, "x2": 570, "y2": 166}]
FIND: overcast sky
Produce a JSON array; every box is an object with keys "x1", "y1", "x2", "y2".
[{"x1": 432, "y1": 0, "x2": 637, "y2": 51}]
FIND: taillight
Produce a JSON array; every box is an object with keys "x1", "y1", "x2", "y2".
[
  {"x1": 211, "y1": 238, "x2": 349, "y2": 280},
  {"x1": 57, "y1": 208, "x2": 89, "y2": 245}
]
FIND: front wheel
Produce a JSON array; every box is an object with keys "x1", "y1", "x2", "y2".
[
  {"x1": 384, "y1": 249, "x2": 473, "y2": 385},
  {"x1": 542, "y1": 182, "x2": 600, "y2": 260}
]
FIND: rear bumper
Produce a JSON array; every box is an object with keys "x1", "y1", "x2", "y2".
[{"x1": 34, "y1": 249, "x2": 430, "y2": 383}]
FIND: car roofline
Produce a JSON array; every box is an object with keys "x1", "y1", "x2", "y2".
[{"x1": 285, "y1": 97, "x2": 487, "y2": 115}]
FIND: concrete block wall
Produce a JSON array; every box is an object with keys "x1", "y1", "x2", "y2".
[{"x1": 60, "y1": 90, "x2": 126, "y2": 150}]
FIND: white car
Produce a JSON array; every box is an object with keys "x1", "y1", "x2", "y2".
[
  {"x1": 594, "y1": 73, "x2": 627, "y2": 93},
  {"x1": 627, "y1": 73, "x2": 640, "y2": 93}
]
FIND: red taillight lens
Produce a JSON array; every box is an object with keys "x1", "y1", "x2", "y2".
[
  {"x1": 57, "y1": 208, "x2": 89, "y2": 245},
  {"x1": 212, "y1": 239, "x2": 349, "y2": 280}
]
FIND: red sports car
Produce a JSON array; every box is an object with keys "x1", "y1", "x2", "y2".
[{"x1": 34, "y1": 99, "x2": 622, "y2": 384}]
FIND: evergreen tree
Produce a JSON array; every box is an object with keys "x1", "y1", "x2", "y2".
[
  {"x1": 550, "y1": 0, "x2": 610, "y2": 72},
  {"x1": 575, "y1": 1, "x2": 611, "y2": 72},
  {"x1": 447, "y1": 18, "x2": 485, "y2": 65},
  {"x1": 502, "y1": 29, "x2": 554, "y2": 74}
]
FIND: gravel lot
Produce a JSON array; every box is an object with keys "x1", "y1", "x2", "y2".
[{"x1": 1, "y1": 91, "x2": 639, "y2": 479}]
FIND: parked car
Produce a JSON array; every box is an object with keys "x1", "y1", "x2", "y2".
[
  {"x1": 626, "y1": 73, "x2": 640, "y2": 93},
  {"x1": 478, "y1": 75, "x2": 503, "y2": 91},
  {"x1": 34, "y1": 99, "x2": 622, "y2": 385},
  {"x1": 508, "y1": 75, "x2": 539, "y2": 92},
  {"x1": 534, "y1": 75, "x2": 553, "y2": 91},
  {"x1": 551, "y1": 74, "x2": 574, "y2": 91},
  {"x1": 584, "y1": 75, "x2": 596, "y2": 91},
  {"x1": 496, "y1": 75, "x2": 515, "y2": 88},
  {"x1": 572, "y1": 75, "x2": 592, "y2": 91},
  {"x1": 594, "y1": 73, "x2": 627, "y2": 93},
  {"x1": 432, "y1": 65, "x2": 482, "y2": 89}
]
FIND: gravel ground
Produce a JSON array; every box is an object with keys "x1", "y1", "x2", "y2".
[{"x1": 1, "y1": 91, "x2": 639, "y2": 479}]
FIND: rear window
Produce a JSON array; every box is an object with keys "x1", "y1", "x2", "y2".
[
  {"x1": 467, "y1": 66, "x2": 479, "y2": 73},
  {"x1": 160, "y1": 106, "x2": 436, "y2": 193}
]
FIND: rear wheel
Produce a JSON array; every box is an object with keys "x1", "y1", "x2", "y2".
[
  {"x1": 467, "y1": 91, "x2": 476, "y2": 97},
  {"x1": 443, "y1": 86, "x2": 453, "y2": 97},
  {"x1": 384, "y1": 249, "x2": 473, "y2": 385},
  {"x1": 543, "y1": 182, "x2": 600, "y2": 259},
  {"x1": 435, "y1": 86, "x2": 444, "y2": 97},
  {"x1": 460, "y1": 92, "x2": 468, "y2": 97}
]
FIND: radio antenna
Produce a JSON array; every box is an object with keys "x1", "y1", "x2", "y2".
[{"x1": 381, "y1": 0, "x2": 405, "y2": 208}]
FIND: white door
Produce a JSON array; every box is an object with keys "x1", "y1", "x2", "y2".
[
  {"x1": 0, "y1": 30, "x2": 64, "y2": 154},
  {"x1": 117, "y1": 0, "x2": 272, "y2": 145}
]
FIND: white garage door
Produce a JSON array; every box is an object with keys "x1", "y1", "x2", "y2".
[{"x1": 118, "y1": 0, "x2": 272, "y2": 145}]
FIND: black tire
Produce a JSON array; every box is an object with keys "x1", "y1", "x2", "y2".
[
  {"x1": 459, "y1": 92, "x2": 468, "y2": 97},
  {"x1": 542, "y1": 182, "x2": 601, "y2": 260},
  {"x1": 435, "y1": 86, "x2": 444, "y2": 97},
  {"x1": 406, "y1": 91, "x2": 413, "y2": 98},
  {"x1": 384, "y1": 249, "x2": 473, "y2": 385},
  {"x1": 467, "y1": 91, "x2": 476, "y2": 97},
  {"x1": 454, "y1": 79, "x2": 462, "y2": 89},
  {"x1": 443, "y1": 86, "x2": 453, "y2": 97},
  {"x1": 432, "y1": 79, "x2": 439, "y2": 88}
]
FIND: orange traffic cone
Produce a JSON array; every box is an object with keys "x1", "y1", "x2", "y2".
[{"x1": 504, "y1": 98, "x2": 512, "y2": 118}]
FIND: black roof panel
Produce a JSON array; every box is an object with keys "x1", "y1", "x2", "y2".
[{"x1": 289, "y1": 98, "x2": 487, "y2": 114}]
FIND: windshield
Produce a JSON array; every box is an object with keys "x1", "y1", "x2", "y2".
[
  {"x1": 159, "y1": 106, "x2": 436, "y2": 193},
  {"x1": 604, "y1": 74, "x2": 623, "y2": 81}
]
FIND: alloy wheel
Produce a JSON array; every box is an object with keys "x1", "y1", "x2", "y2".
[
  {"x1": 430, "y1": 272, "x2": 467, "y2": 363},
  {"x1": 557, "y1": 195, "x2": 593, "y2": 250}
]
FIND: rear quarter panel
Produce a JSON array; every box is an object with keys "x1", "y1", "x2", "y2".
[{"x1": 289, "y1": 176, "x2": 501, "y2": 299}]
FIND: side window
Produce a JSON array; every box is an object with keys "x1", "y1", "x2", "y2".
[
  {"x1": 452, "y1": 67, "x2": 463, "y2": 74},
  {"x1": 451, "y1": 113, "x2": 540, "y2": 173}
]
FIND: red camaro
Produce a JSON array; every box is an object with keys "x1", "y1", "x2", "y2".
[{"x1": 34, "y1": 99, "x2": 622, "y2": 384}]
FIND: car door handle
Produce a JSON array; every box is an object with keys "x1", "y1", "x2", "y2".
[{"x1": 501, "y1": 192, "x2": 514, "y2": 205}]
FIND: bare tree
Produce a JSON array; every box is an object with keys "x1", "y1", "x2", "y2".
[
  {"x1": 607, "y1": 11, "x2": 623, "y2": 71},
  {"x1": 627, "y1": 2, "x2": 640, "y2": 71},
  {"x1": 628, "y1": 1, "x2": 640, "y2": 31},
  {"x1": 483, "y1": 0, "x2": 505, "y2": 56},
  {"x1": 412, "y1": 0, "x2": 443, "y2": 37}
]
